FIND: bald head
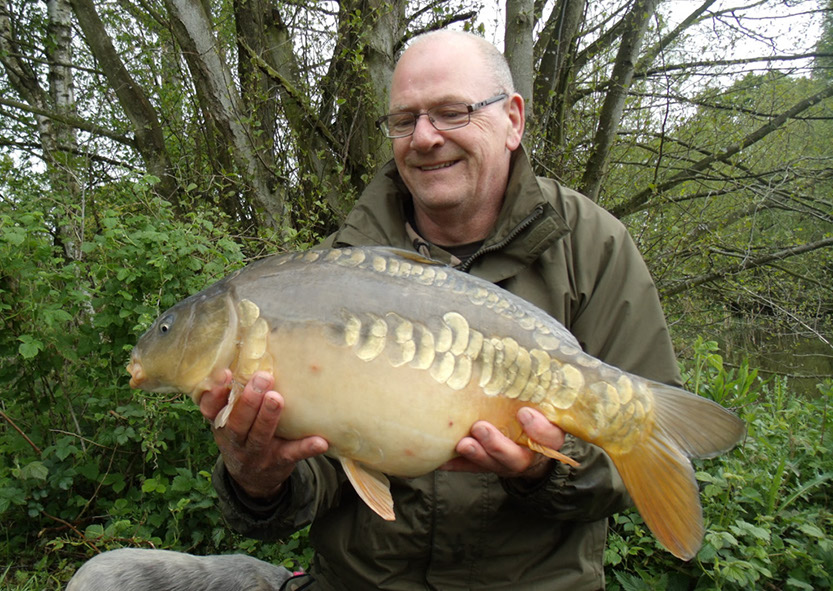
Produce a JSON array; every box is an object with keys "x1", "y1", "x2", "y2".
[{"x1": 399, "y1": 31, "x2": 515, "y2": 96}]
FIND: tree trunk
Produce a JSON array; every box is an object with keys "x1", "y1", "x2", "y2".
[
  {"x1": 69, "y1": 0, "x2": 177, "y2": 201},
  {"x1": 579, "y1": 0, "x2": 659, "y2": 202},
  {"x1": 164, "y1": 0, "x2": 288, "y2": 230},
  {"x1": 505, "y1": 0, "x2": 535, "y2": 114},
  {"x1": 532, "y1": 0, "x2": 585, "y2": 152}
]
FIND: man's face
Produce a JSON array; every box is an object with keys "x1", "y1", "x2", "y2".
[{"x1": 388, "y1": 38, "x2": 524, "y2": 235}]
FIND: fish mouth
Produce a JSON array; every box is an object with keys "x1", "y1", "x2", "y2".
[{"x1": 126, "y1": 358, "x2": 145, "y2": 388}]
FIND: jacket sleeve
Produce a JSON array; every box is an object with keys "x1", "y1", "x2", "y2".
[
  {"x1": 502, "y1": 435, "x2": 630, "y2": 520},
  {"x1": 212, "y1": 455, "x2": 346, "y2": 542}
]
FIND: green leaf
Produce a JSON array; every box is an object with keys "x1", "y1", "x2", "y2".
[
  {"x1": 17, "y1": 335, "x2": 44, "y2": 359},
  {"x1": 19, "y1": 461, "x2": 48, "y2": 481}
]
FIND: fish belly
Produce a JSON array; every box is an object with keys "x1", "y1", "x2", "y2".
[{"x1": 266, "y1": 325, "x2": 525, "y2": 477}]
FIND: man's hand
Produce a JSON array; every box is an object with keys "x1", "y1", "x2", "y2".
[
  {"x1": 440, "y1": 408, "x2": 565, "y2": 481},
  {"x1": 199, "y1": 370, "x2": 328, "y2": 499}
]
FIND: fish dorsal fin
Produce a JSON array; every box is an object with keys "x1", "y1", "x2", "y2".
[
  {"x1": 520, "y1": 435, "x2": 580, "y2": 468},
  {"x1": 339, "y1": 456, "x2": 395, "y2": 521},
  {"x1": 373, "y1": 246, "x2": 445, "y2": 266}
]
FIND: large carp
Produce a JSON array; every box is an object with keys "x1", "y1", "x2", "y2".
[{"x1": 127, "y1": 246, "x2": 744, "y2": 560}]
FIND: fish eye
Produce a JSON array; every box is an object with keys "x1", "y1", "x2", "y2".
[{"x1": 159, "y1": 314, "x2": 175, "y2": 334}]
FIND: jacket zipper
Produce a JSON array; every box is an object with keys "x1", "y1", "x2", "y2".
[{"x1": 457, "y1": 204, "x2": 545, "y2": 272}]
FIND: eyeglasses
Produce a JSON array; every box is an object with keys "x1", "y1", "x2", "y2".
[{"x1": 376, "y1": 93, "x2": 508, "y2": 138}]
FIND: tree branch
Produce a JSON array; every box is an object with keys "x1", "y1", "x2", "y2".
[
  {"x1": 661, "y1": 236, "x2": 833, "y2": 297},
  {"x1": 611, "y1": 83, "x2": 833, "y2": 218}
]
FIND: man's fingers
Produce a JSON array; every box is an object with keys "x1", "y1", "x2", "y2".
[
  {"x1": 244, "y1": 390, "x2": 284, "y2": 449},
  {"x1": 517, "y1": 407, "x2": 565, "y2": 450},
  {"x1": 453, "y1": 422, "x2": 535, "y2": 475},
  {"x1": 278, "y1": 435, "x2": 329, "y2": 464},
  {"x1": 221, "y1": 372, "x2": 274, "y2": 435}
]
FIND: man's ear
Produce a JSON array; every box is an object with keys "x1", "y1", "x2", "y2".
[{"x1": 505, "y1": 93, "x2": 525, "y2": 150}]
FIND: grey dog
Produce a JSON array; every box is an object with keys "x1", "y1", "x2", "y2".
[{"x1": 66, "y1": 548, "x2": 300, "y2": 591}]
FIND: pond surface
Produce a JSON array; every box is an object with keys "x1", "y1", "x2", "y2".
[{"x1": 719, "y1": 325, "x2": 833, "y2": 397}]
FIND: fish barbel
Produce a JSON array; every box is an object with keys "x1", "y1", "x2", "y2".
[{"x1": 127, "y1": 246, "x2": 744, "y2": 560}]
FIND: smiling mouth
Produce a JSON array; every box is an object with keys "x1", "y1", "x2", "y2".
[{"x1": 419, "y1": 161, "x2": 456, "y2": 171}]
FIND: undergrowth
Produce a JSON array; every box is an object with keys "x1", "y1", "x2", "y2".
[{"x1": 2, "y1": 187, "x2": 831, "y2": 588}]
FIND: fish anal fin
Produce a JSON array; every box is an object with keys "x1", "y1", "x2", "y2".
[
  {"x1": 339, "y1": 456, "x2": 395, "y2": 521},
  {"x1": 521, "y1": 435, "x2": 580, "y2": 468},
  {"x1": 610, "y1": 434, "x2": 703, "y2": 561}
]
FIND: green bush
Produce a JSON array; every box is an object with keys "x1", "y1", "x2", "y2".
[
  {"x1": 605, "y1": 341, "x2": 833, "y2": 590},
  {"x1": 0, "y1": 176, "x2": 257, "y2": 583},
  {"x1": 2, "y1": 178, "x2": 830, "y2": 588}
]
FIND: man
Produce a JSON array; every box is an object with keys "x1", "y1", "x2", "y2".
[{"x1": 199, "y1": 30, "x2": 681, "y2": 591}]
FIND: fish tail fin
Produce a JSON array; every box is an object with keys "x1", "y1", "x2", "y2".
[{"x1": 608, "y1": 382, "x2": 745, "y2": 560}]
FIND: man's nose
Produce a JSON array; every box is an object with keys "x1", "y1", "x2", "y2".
[{"x1": 410, "y1": 115, "x2": 444, "y2": 150}]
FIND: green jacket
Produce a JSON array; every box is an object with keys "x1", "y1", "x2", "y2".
[{"x1": 213, "y1": 148, "x2": 682, "y2": 590}]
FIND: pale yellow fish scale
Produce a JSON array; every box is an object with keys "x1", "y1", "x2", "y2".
[
  {"x1": 399, "y1": 261, "x2": 413, "y2": 277},
  {"x1": 303, "y1": 251, "x2": 321, "y2": 263},
  {"x1": 589, "y1": 381, "x2": 621, "y2": 420},
  {"x1": 530, "y1": 349, "x2": 551, "y2": 375},
  {"x1": 372, "y1": 255, "x2": 387, "y2": 272},
  {"x1": 478, "y1": 339, "x2": 495, "y2": 388},
  {"x1": 237, "y1": 299, "x2": 260, "y2": 328},
  {"x1": 549, "y1": 365, "x2": 583, "y2": 410},
  {"x1": 389, "y1": 314, "x2": 413, "y2": 343},
  {"x1": 410, "y1": 325, "x2": 435, "y2": 370},
  {"x1": 387, "y1": 339, "x2": 415, "y2": 367},
  {"x1": 429, "y1": 351, "x2": 455, "y2": 383},
  {"x1": 420, "y1": 266, "x2": 436, "y2": 285},
  {"x1": 559, "y1": 343, "x2": 581, "y2": 357},
  {"x1": 384, "y1": 313, "x2": 415, "y2": 367},
  {"x1": 483, "y1": 345, "x2": 510, "y2": 396},
  {"x1": 503, "y1": 347, "x2": 532, "y2": 399},
  {"x1": 343, "y1": 314, "x2": 362, "y2": 347},
  {"x1": 464, "y1": 329, "x2": 484, "y2": 359},
  {"x1": 443, "y1": 312, "x2": 470, "y2": 356},
  {"x1": 548, "y1": 386, "x2": 579, "y2": 410},
  {"x1": 576, "y1": 355, "x2": 601, "y2": 368},
  {"x1": 339, "y1": 249, "x2": 367, "y2": 267},
  {"x1": 537, "y1": 367, "x2": 553, "y2": 392},
  {"x1": 467, "y1": 286, "x2": 490, "y2": 306},
  {"x1": 386, "y1": 258, "x2": 400, "y2": 276},
  {"x1": 560, "y1": 364, "x2": 585, "y2": 391},
  {"x1": 631, "y1": 400, "x2": 647, "y2": 421},
  {"x1": 518, "y1": 315, "x2": 536, "y2": 331},
  {"x1": 533, "y1": 330, "x2": 561, "y2": 351},
  {"x1": 446, "y1": 356, "x2": 472, "y2": 390},
  {"x1": 324, "y1": 249, "x2": 342, "y2": 262},
  {"x1": 435, "y1": 324, "x2": 453, "y2": 353},
  {"x1": 237, "y1": 317, "x2": 269, "y2": 379},
  {"x1": 501, "y1": 337, "x2": 520, "y2": 366},
  {"x1": 616, "y1": 374, "x2": 634, "y2": 405},
  {"x1": 355, "y1": 314, "x2": 387, "y2": 361}
]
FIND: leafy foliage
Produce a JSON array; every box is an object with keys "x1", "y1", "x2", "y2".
[
  {"x1": 605, "y1": 341, "x2": 833, "y2": 590},
  {"x1": 1, "y1": 0, "x2": 831, "y2": 588}
]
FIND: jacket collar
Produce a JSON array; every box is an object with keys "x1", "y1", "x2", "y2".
[{"x1": 330, "y1": 146, "x2": 570, "y2": 280}]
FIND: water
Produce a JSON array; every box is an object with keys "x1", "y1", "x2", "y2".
[{"x1": 719, "y1": 325, "x2": 833, "y2": 397}]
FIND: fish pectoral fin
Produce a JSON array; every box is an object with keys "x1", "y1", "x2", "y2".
[
  {"x1": 339, "y1": 457, "x2": 395, "y2": 521},
  {"x1": 521, "y1": 435, "x2": 580, "y2": 468},
  {"x1": 213, "y1": 381, "x2": 244, "y2": 429}
]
